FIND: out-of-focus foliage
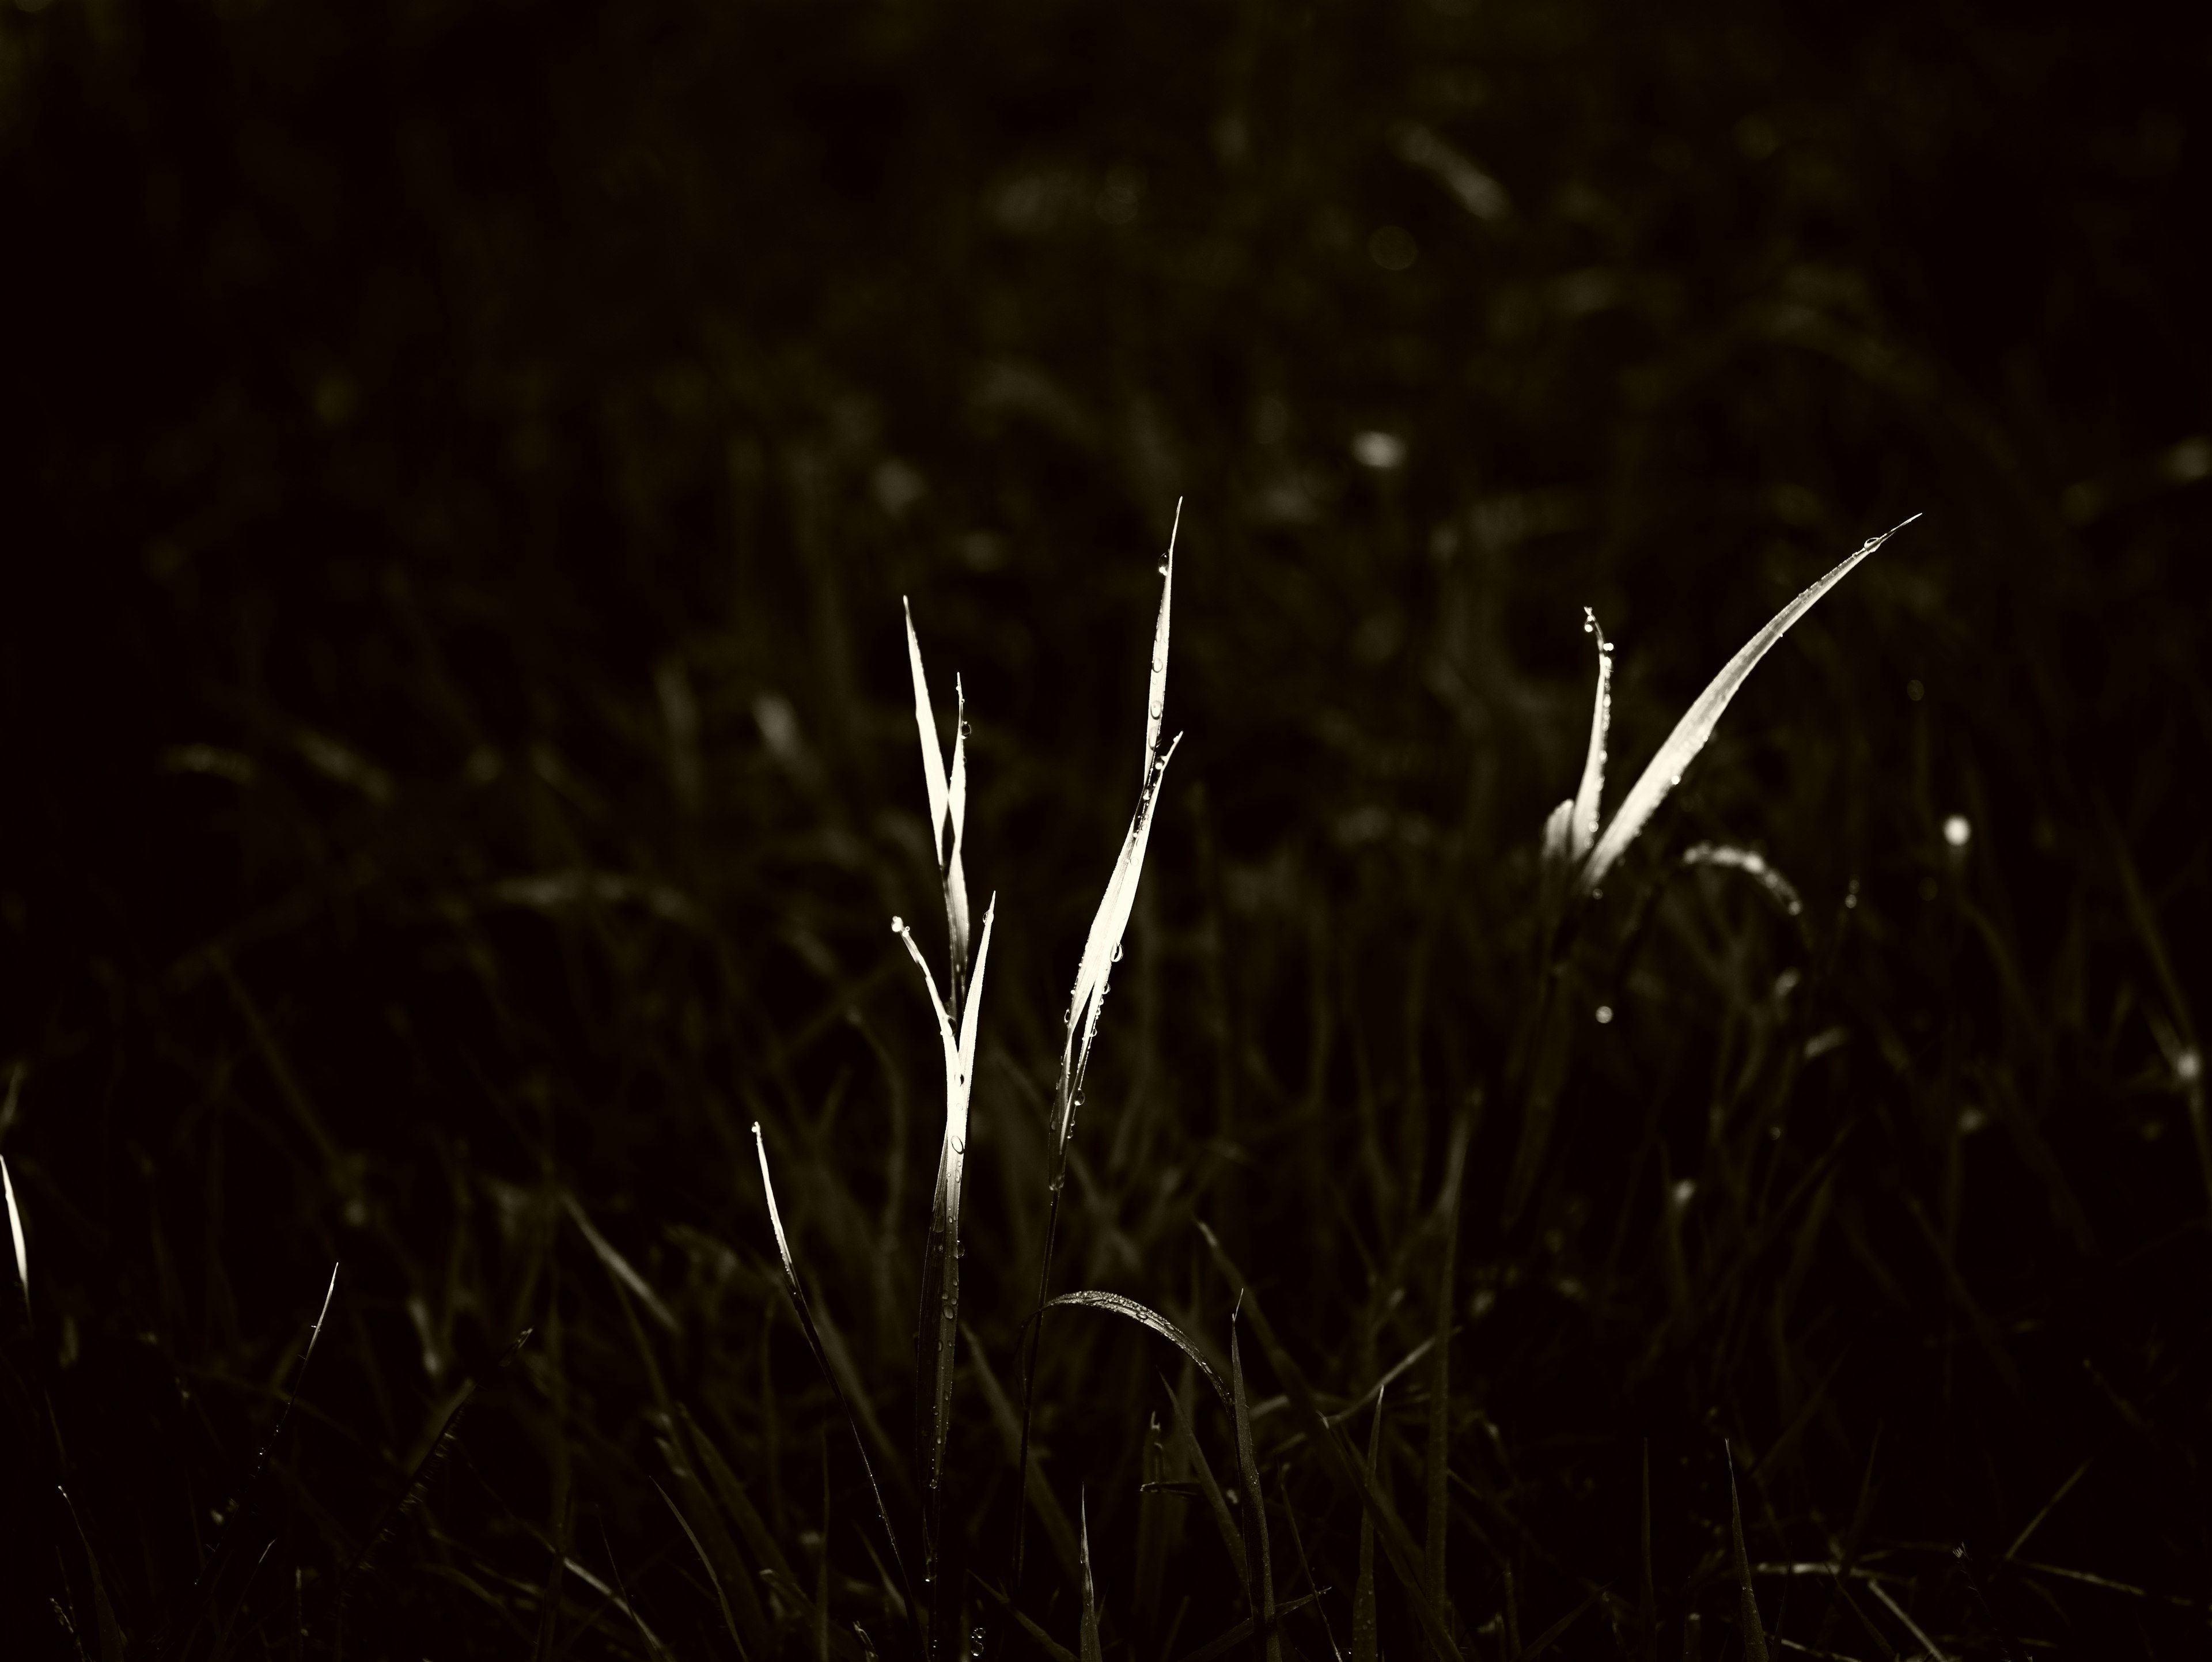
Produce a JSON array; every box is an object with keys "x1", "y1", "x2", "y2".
[{"x1": 2, "y1": 0, "x2": 2210, "y2": 1656}]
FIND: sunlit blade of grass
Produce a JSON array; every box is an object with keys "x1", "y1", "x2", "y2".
[
  {"x1": 1680, "y1": 844, "x2": 1805, "y2": 921},
  {"x1": 1230, "y1": 1320, "x2": 1281, "y2": 1662},
  {"x1": 1577, "y1": 517, "x2": 1917, "y2": 897},
  {"x1": 897, "y1": 894, "x2": 997, "y2": 1656},
  {"x1": 946, "y1": 674, "x2": 972, "y2": 1003},
  {"x1": 1080, "y1": 1496, "x2": 1104, "y2": 1662},
  {"x1": 1196, "y1": 1223, "x2": 1464, "y2": 1662},
  {"x1": 1427, "y1": 1112, "x2": 1469, "y2": 1616},
  {"x1": 1041, "y1": 1289, "x2": 1232, "y2": 1409},
  {"x1": 1569, "y1": 608, "x2": 1613, "y2": 866},
  {"x1": 1161, "y1": 1369, "x2": 1248, "y2": 1603},
  {"x1": 1726, "y1": 1441, "x2": 1771, "y2": 1662},
  {"x1": 1013, "y1": 514, "x2": 1181, "y2": 1600},
  {"x1": 903, "y1": 599, "x2": 970, "y2": 1004},
  {"x1": 752, "y1": 1122, "x2": 921, "y2": 1640},
  {"x1": 1, "y1": 1153, "x2": 25, "y2": 1321},
  {"x1": 1352, "y1": 1393, "x2": 1382, "y2": 1662}
]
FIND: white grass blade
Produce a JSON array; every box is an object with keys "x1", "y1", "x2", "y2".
[
  {"x1": 1569, "y1": 609, "x2": 1613, "y2": 864},
  {"x1": 1057, "y1": 735, "x2": 1181, "y2": 1147},
  {"x1": 1143, "y1": 501, "x2": 1180, "y2": 780},
  {"x1": 304, "y1": 1261, "x2": 339, "y2": 1371},
  {"x1": 1540, "y1": 798, "x2": 1573, "y2": 874},
  {"x1": 893, "y1": 915, "x2": 960, "y2": 1084},
  {"x1": 903, "y1": 598, "x2": 951, "y2": 862},
  {"x1": 1577, "y1": 516, "x2": 1917, "y2": 896},
  {"x1": 942, "y1": 897, "x2": 998, "y2": 1221},
  {"x1": 946, "y1": 676, "x2": 972, "y2": 980},
  {"x1": 2, "y1": 1154, "x2": 26, "y2": 1317}
]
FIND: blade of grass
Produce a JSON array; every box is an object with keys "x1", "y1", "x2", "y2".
[
  {"x1": 896, "y1": 894, "x2": 998, "y2": 1661},
  {"x1": 1353, "y1": 1393, "x2": 1384, "y2": 1662},
  {"x1": 2, "y1": 1153, "x2": 26, "y2": 1322},
  {"x1": 1195, "y1": 1223, "x2": 1463, "y2": 1662},
  {"x1": 1016, "y1": 510, "x2": 1183, "y2": 1602},
  {"x1": 58, "y1": 1487, "x2": 123, "y2": 1662},
  {"x1": 1080, "y1": 1495, "x2": 1104, "y2": 1662},
  {"x1": 656, "y1": 1478, "x2": 750, "y2": 1661},
  {"x1": 1577, "y1": 518, "x2": 1917, "y2": 896},
  {"x1": 2005, "y1": 1457, "x2": 2092, "y2": 1560},
  {"x1": 657, "y1": 1434, "x2": 771, "y2": 1658},
  {"x1": 753, "y1": 1122, "x2": 921, "y2": 1642},
  {"x1": 1041, "y1": 1291, "x2": 1231, "y2": 1413},
  {"x1": 1727, "y1": 1442, "x2": 1771, "y2": 1662},
  {"x1": 169, "y1": 1265, "x2": 340, "y2": 1662},
  {"x1": 902, "y1": 599, "x2": 969, "y2": 1010},
  {"x1": 819, "y1": 1434, "x2": 833, "y2": 1662},
  {"x1": 1230, "y1": 1318, "x2": 1281, "y2": 1662},
  {"x1": 599, "y1": 1514, "x2": 673, "y2": 1662},
  {"x1": 1569, "y1": 608, "x2": 1614, "y2": 866}
]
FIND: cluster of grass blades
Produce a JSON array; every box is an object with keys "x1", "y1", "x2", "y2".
[{"x1": 9, "y1": 498, "x2": 2210, "y2": 1662}]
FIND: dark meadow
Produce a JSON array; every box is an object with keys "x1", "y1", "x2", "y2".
[{"x1": 3, "y1": 0, "x2": 2210, "y2": 1657}]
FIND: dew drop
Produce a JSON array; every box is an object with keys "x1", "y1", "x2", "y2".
[{"x1": 1112, "y1": 942, "x2": 1124, "y2": 963}]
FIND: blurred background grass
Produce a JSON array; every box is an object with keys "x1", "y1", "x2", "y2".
[{"x1": 3, "y1": 0, "x2": 2211, "y2": 1656}]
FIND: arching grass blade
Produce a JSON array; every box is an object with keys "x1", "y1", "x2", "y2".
[{"x1": 1577, "y1": 517, "x2": 1916, "y2": 896}]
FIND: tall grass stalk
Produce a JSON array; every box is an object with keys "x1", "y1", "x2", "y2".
[{"x1": 1013, "y1": 505, "x2": 1184, "y2": 1601}]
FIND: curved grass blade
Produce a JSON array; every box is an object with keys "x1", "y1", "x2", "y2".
[
  {"x1": 1577, "y1": 516, "x2": 1918, "y2": 896},
  {"x1": 1569, "y1": 608, "x2": 1613, "y2": 865},
  {"x1": 1, "y1": 1154, "x2": 25, "y2": 1322},
  {"x1": 1040, "y1": 1290, "x2": 1230, "y2": 1414},
  {"x1": 752, "y1": 1123, "x2": 921, "y2": 1642},
  {"x1": 1725, "y1": 1442, "x2": 1770, "y2": 1662}
]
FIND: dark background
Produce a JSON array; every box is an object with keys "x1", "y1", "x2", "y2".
[{"x1": 4, "y1": 0, "x2": 2211, "y2": 1657}]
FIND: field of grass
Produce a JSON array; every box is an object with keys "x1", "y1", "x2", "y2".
[{"x1": 4, "y1": 0, "x2": 2211, "y2": 1657}]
